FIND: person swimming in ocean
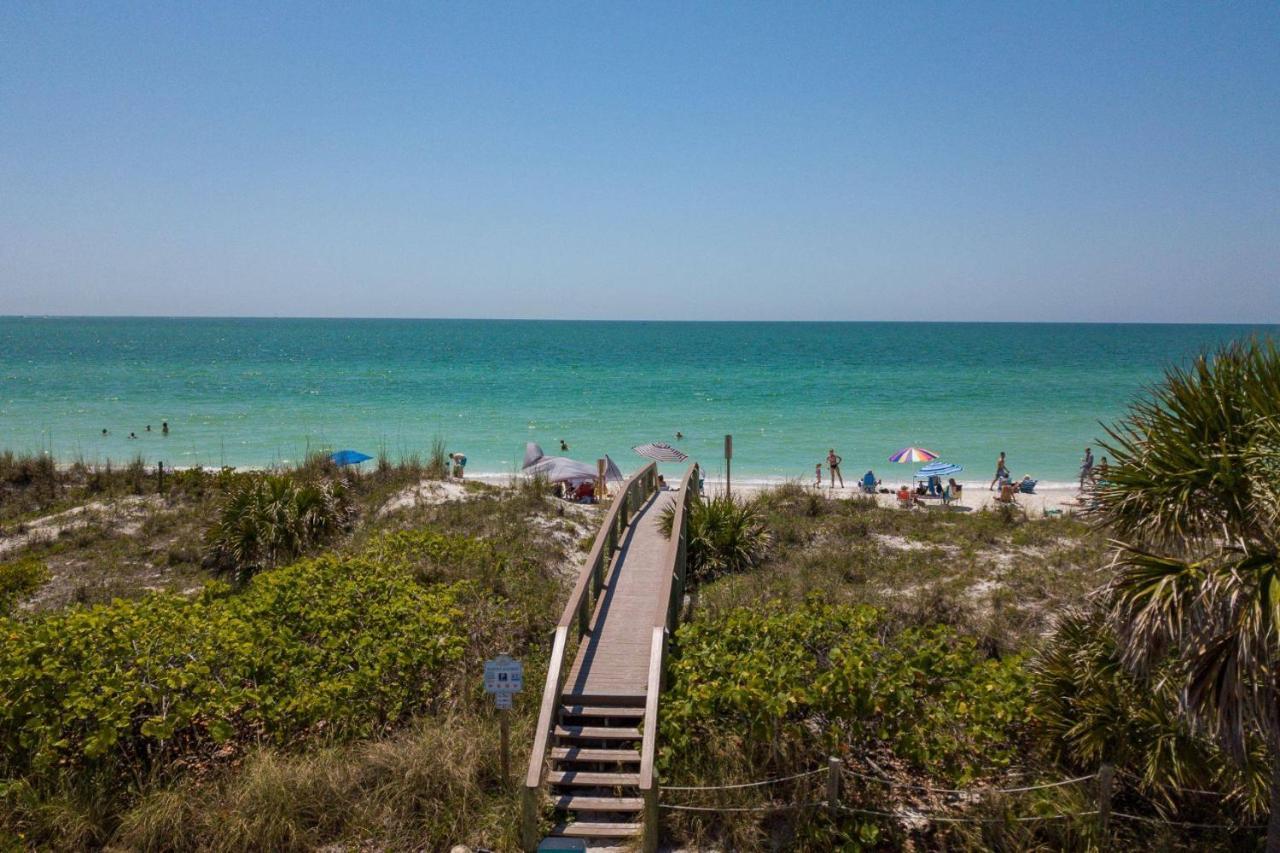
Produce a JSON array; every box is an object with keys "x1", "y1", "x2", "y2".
[
  {"x1": 675, "y1": 431, "x2": 684, "y2": 440},
  {"x1": 101, "y1": 428, "x2": 108, "y2": 436},
  {"x1": 162, "y1": 421, "x2": 169, "y2": 435},
  {"x1": 560, "y1": 439, "x2": 569, "y2": 452}
]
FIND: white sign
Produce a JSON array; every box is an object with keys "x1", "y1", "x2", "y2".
[
  {"x1": 483, "y1": 655, "x2": 524, "y2": 695},
  {"x1": 494, "y1": 692, "x2": 512, "y2": 710}
]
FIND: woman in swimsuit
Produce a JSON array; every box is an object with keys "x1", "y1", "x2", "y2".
[{"x1": 827, "y1": 449, "x2": 844, "y2": 488}]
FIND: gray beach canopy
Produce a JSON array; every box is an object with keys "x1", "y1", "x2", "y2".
[
  {"x1": 604, "y1": 455, "x2": 624, "y2": 483},
  {"x1": 523, "y1": 442, "x2": 545, "y2": 469},
  {"x1": 632, "y1": 442, "x2": 688, "y2": 462},
  {"x1": 524, "y1": 454, "x2": 598, "y2": 484}
]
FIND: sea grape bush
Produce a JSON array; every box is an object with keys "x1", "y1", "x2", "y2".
[
  {"x1": 660, "y1": 598, "x2": 1031, "y2": 783},
  {"x1": 0, "y1": 553, "x2": 470, "y2": 786}
]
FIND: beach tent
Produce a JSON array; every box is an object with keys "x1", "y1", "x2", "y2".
[
  {"x1": 524, "y1": 455, "x2": 598, "y2": 484},
  {"x1": 523, "y1": 442, "x2": 545, "y2": 469},
  {"x1": 913, "y1": 461, "x2": 963, "y2": 480},
  {"x1": 330, "y1": 449, "x2": 373, "y2": 466}
]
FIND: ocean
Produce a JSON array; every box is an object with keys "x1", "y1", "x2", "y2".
[{"x1": 1, "y1": 318, "x2": 1275, "y2": 486}]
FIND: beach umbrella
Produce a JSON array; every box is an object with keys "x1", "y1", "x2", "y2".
[
  {"x1": 522, "y1": 442, "x2": 545, "y2": 469},
  {"x1": 330, "y1": 449, "x2": 373, "y2": 466},
  {"x1": 524, "y1": 455, "x2": 598, "y2": 484},
  {"x1": 913, "y1": 461, "x2": 963, "y2": 480},
  {"x1": 633, "y1": 442, "x2": 688, "y2": 463},
  {"x1": 889, "y1": 446, "x2": 938, "y2": 464},
  {"x1": 604, "y1": 455, "x2": 624, "y2": 483}
]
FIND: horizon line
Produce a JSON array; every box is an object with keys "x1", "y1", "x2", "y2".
[{"x1": 3, "y1": 313, "x2": 1280, "y2": 327}]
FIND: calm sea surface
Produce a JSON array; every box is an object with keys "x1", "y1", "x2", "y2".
[{"x1": 1, "y1": 318, "x2": 1275, "y2": 486}]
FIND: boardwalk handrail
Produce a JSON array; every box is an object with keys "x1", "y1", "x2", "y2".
[
  {"x1": 521, "y1": 461, "x2": 660, "y2": 849},
  {"x1": 640, "y1": 462, "x2": 700, "y2": 852}
]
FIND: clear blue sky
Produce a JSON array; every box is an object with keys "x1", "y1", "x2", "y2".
[{"x1": 2, "y1": 2, "x2": 1277, "y2": 322}]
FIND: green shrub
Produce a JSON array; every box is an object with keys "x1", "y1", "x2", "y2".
[
  {"x1": 659, "y1": 493, "x2": 772, "y2": 581},
  {"x1": 205, "y1": 475, "x2": 352, "y2": 581},
  {"x1": 661, "y1": 597, "x2": 1029, "y2": 783},
  {"x1": 0, "y1": 554, "x2": 470, "y2": 789},
  {"x1": 0, "y1": 557, "x2": 49, "y2": 614}
]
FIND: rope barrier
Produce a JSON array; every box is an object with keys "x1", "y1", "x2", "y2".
[
  {"x1": 660, "y1": 800, "x2": 828, "y2": 813},
  {"x1": 1110, "y1": 811, "x2": 1264, "y2": 831},
  {"x1": 833, "y1": 804, "x2": 1100, "y2": 824},
  {"x1": 663, "y1": 767, "x2": 827, "y2": 791},
  {"x1": 841, "y1": 765, "x2": 1097, "y2": 795}
]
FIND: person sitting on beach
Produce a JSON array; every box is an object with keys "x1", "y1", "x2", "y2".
[
  {"x1": 860, "y1": 470, "x2": 878, "y2": 493},
  {"x1": 658, "y1": 474, "x2": 668, "y2": 491},
  {"x1": 948, "y1": 478, "x2": 962, "y2": 497},
  {"x1": 927, "y1": 475, "x2": 942, "y2": 496},
  {"x1": 827, "y1": 449, "x2": 844, "y2": 489},
  {"x1": 896, "y1": 484, "x2": 914, "y2": 508},
  {"x1": 575, "y1": 480, "x2": 595, "y2": 503}
]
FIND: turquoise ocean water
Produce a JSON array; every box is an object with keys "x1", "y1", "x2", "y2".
[{"x1": 2, "y1": 318, "x2": 1276, "y2": 487}]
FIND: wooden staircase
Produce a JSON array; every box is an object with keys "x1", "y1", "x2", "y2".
[{"x1": 545, "y1": 700, "x2": 646, "y2": 841}]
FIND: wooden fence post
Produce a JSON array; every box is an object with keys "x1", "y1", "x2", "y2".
[
  {"x1": 1096, "y1": 762, "x2": 1114, "y2": 839},
  {"x1": 827, "y1": 756, "x2": 841, "y2": 817}
]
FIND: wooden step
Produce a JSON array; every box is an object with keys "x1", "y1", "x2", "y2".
[
  {"x1": 551, "y1": 795, "x2": 644, "y2": 812},
  {"x1": 561, "y1": 705, "x2": 645, "y2": 719},
  {"x1": 554, "y1": 725, "x2": 641, "y2": 740},
  {"x1": 552, "y1": 747, "x2": 641, "y2": 763},
  {"x1": 547, "y1": 770, "x2": 640, "y2": 787},
  {"x1": 550, "y1": 821, "x2": 642, "y2": 839}
]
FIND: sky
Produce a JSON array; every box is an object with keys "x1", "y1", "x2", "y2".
[{"x1": 1, "y1": 2, "x2": 1277, "y2": 322}]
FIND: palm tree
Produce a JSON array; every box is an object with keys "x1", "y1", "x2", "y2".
[{"x1": 1095, "y1": 338, "x2": 1280, "y2": 849}]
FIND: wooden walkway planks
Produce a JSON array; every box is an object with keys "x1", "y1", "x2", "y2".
[{"x1": 562, "y1": 491, "x2": 674, "y2": 700}]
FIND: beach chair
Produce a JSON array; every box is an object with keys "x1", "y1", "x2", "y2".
[
  {"x1": 860, "y1": 471, "x2": 877, "y2": 494},
  {"x1": 1017, "y1": 478, "x2": 1038, "y2": 494},
  {"x1": 995, "y1": 483, "x2": 1018, "y2": 505},
  {"x1": 942, "y1": 485, "x2": 961, "y2": 507}
]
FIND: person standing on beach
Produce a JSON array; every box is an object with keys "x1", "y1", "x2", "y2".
[
  {"x1": 827, "y1": 449, "x2": 844, "y2": 488},
  {"x1": 989, "y1": 451, "x2": 1008, "y2": 490},
  {"x1": 814, "y1": 463, "x2": 823, "y2": 488},
  {"x1": 1079, "y1": 447, "x2": 1095, "y2": 488}
]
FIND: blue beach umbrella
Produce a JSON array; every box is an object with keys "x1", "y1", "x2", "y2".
[
  {"x1": 330, "y1": 449, "x2": 373, "y2": 466},
  {"x1": 913, "y1": 460, "x2": 963, "y2": 480}
]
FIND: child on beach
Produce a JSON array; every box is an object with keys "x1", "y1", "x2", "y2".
[{"x1": 814, "y1": 463, "x2": 822, "y2": 487}]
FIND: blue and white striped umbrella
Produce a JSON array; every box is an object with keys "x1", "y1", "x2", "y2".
[
  {"x1": 914, "y1": 460, "x2": 963, "y2": 480},
  {"x1": 633, "y1": 442, "x2": 688, "y2": 462}
]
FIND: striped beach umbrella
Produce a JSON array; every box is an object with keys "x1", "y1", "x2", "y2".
[
  {"x1": 633, "y1": 442, "x2": 688, "y2": 462},
  {"x1": 888, "y1": 446, "x2": 938, "y2": 464},
  {"x1": 913, "y1": 460, "x2": 963, "y2": 480}
]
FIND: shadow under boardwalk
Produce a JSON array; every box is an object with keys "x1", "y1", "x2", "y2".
[{"x1": 562, "y1": 491, "x2": 675, "y2": 702}]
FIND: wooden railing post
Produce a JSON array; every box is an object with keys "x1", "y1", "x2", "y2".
[
  {"x1": 1097, "y1": 762, "x2": 1114, "y2": 840},
  {"x1": 827, "y1": 756, "x2": 841, "y2": 817}
]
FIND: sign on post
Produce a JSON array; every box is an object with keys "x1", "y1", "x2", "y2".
[
  {"x1": 483, "y1": 654, "x2": 523, "y2": 784},
  {"x1": 483, "y1": 655, "x2": 524, "y2": 695}
]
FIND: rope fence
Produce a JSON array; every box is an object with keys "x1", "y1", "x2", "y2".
[{"x1": 657, "y1": 756, "x2": 1263, "y2": 833}]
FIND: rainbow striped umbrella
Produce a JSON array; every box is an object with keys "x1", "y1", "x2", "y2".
[{"x1": 889, "y1": 446, "x2": 938, "y2": 464}]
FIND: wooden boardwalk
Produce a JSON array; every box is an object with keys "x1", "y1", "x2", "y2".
[{"x1": 563, "y1": 492, "x2": 671, "y2": 701}]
